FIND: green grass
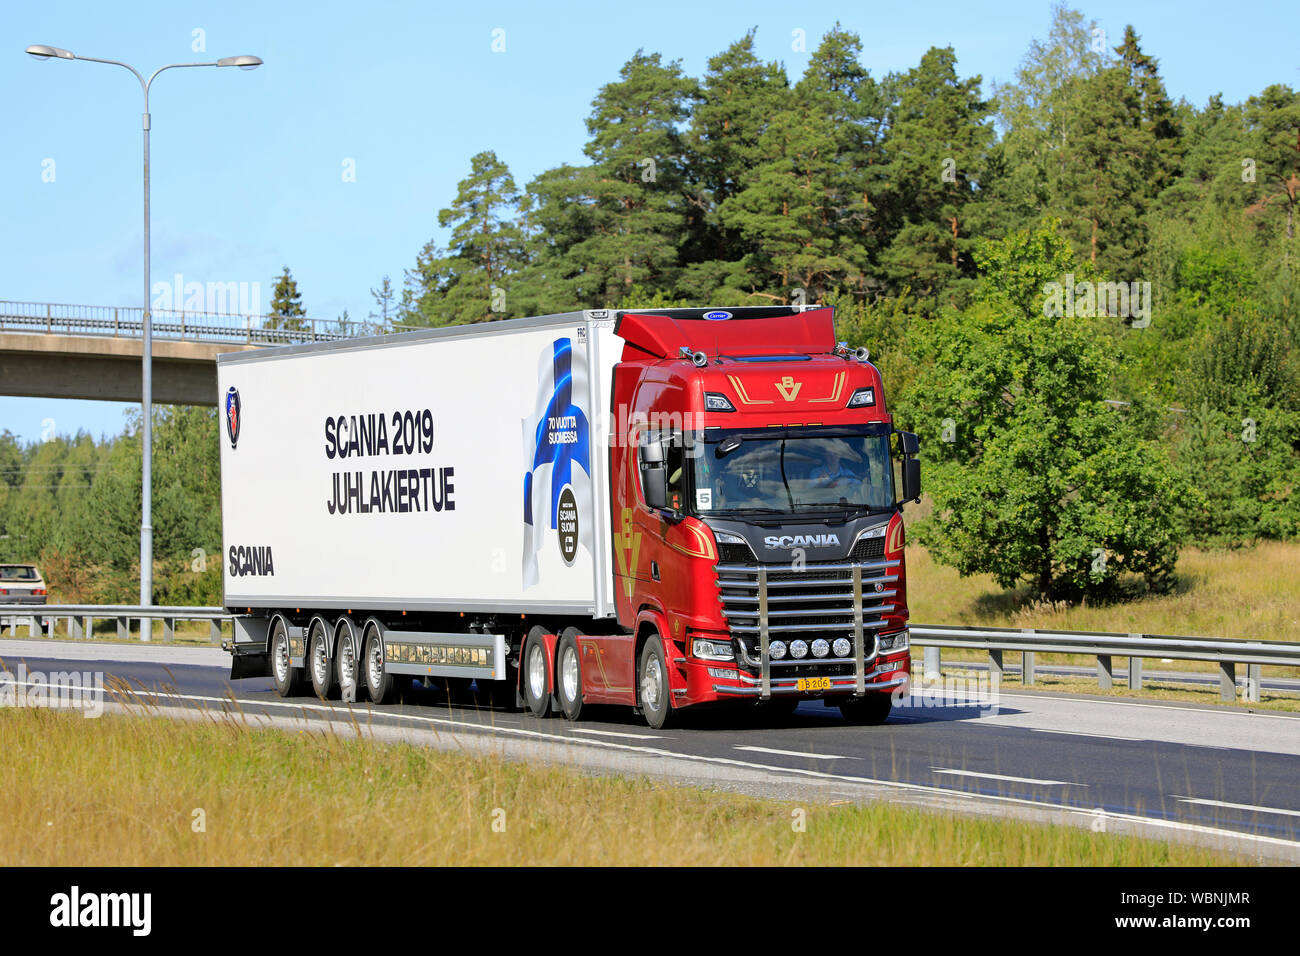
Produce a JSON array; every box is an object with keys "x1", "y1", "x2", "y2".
[{"x1": 0, "y1": 707, "x2": 1243, "y2": 866}]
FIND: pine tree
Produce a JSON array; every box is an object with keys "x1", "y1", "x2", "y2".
[
  {"x1": 266, "y1": 266, "x2": 307, "y2": 333},
  {"x1": 369, "y1": 276, "x2": 397, "y2": 330},
  {"x1": 877, "y1": 46, "x2": 995, "y2": 310},
  {"x1": 521, "y1": 51, "x2": 699, "y2": 308},
  {"x1": 404, "y1": 151, "x2": 528, "y2": 326}
]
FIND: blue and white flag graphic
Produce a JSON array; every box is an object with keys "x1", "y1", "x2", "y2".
[{"x1": 522, "y1": 337, "x2": 592, "y2": 589}]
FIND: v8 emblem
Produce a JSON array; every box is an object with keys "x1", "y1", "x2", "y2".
[{"x1": 775, "y1": 376, "x2": 803, "y2": 401}]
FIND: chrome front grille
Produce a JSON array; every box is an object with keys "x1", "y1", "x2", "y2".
[{"x1": 715, "y1": 559, "x2": 899, "y2": 647}]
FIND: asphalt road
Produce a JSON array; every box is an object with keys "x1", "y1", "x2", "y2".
[{"x1": 3, "y1": 638, "x2": 1298, "y2": 861}]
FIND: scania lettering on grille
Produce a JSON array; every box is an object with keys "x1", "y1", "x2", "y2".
[{"x1": 763, "y1": 534, "x2": 841, "y2": 549}]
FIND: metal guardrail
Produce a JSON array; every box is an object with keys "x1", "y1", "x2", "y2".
[
  {"x1": 908, "y1": 625, "x2": 1297, "y2": 703},
  {"x1": 0, "y1": 604, "x2": 229, "y2": 644},
  {"x1": 2, "y1": 605, "x2": 1296, "y2": 704},
  {"x1": 0, "y1": 299, "x2": 420, "y2": 346}
]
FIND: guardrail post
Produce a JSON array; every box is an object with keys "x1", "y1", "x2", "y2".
[
  {"x1": 46, "y1": 302, "x2": 51, "y2": 333},
  {"x1": 1244, "y1": 664, "x2": 1261, "y2": 703},
  {"x1": 29, "y1": 615, "x2": 40, "y2": 637},
  {"x1": 1097, "y1": 654, "x2": 1113, "y2": 690},
  {"x1": 1023, "y1": 650, "x2": 1036, "y2": 685},
  {"x1": 69, "y1": 615, "x2": 82, "y2": 639},
  {"x1": 924, "y1": 645, "x2": 940, "y2": 681},
  {"x1": 1219, "y1": 660, "x2": 1236, "y2": 702},
  {"x1": 1128, "y1": 654, "x2": 1142, "y2": 690},
  {"x1": 210, "y1": 620, "x2": 221, "y2": 644},
  {"x1": 114, "y1": 307, "x2": 119, "y2": 336},
  {"x1": 163, "y1": 617, "x2": 175, "y2": 643},
  {"x1": 988, "y1": 648, "x2": 1003, "y2": 682},
  {"x1": 117, "y1": 616, "x2": 128, "y2": 641}
]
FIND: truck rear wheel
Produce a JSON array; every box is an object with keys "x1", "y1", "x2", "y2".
[
  {"x1": 308, "y1": 620, "x2": 337, "y2": 700},
  {"x1": 839, "y1": 693, "x2": 892, "y2": 725},
  {"x1": 638, "y1": 634, "x2": 671, "y2": 730},
  {"x1": 270, "y1": 618, "x2": 301, "y2": 698},
  {"x1": 521, "y1": 626, "x2": 551, "y2": 717},
  {"x1": 363, "y1": 623, "x2": 396, "y2": 704},
  {"x1": 557, "y1": 628, "x2": 584, "y2": 721}
]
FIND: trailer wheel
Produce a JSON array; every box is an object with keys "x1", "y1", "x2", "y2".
[
  {"x1": 308, "y1": 620, "x2": 337, "y2": 700},
  {"x1": 556, "y1": 628, "x2": 584, "y2": 721},
  {"x1": 363, "y1": 624, "x2": 396, "y2": 705},
  {"x1": 521, "y1": 626, "x2": 551, "y2": 717},
  {"x1": 839, "y1": 693, "x2": 892, "y2": 726},
  {"x1": 270, "y1": 618, "x2": 301, "y2": 698},
  {"x1": 335, "y1": 621, "x2": 360, "y2": 702},
  {"x1": 638, "y1": 634, "x2": 671, "y2": 730}
]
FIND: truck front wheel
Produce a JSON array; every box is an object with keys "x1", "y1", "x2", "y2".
[{"x1": 638, "y1": 634, "x2": 672, "y2": 730}]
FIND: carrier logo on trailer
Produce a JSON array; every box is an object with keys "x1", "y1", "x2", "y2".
[{"x1": 225, "y1": 386, "x2": 242, "y2": 449}]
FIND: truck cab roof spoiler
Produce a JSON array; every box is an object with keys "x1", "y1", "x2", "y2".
[{"x1": 613, "y1": 306, "x2": 837, "y2": 361}]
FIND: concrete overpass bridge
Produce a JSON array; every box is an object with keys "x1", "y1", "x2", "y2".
[{"x1": 0, "y1": 300, "x2": 396, "y2": 405}]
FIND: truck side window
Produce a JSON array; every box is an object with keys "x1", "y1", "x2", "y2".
[{"x1": 665, "y1": 432, "x2": 686, "y2": 513}]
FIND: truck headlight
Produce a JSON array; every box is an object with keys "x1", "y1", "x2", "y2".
[
  {"x1": 811, "y1": 638, "x2": 830, "y2": 658},
  {"x1": 832, "y1": 638, "x2": 851, "y2": 657},
  {"x1": 769, "y1": 640, "x2": 787, "y2": 660},
  {"x1": 691, "y1": 638, "x2": 735, "y2": 661},
  {"x1": 790, "y1": 639, "x2": 809, "y2": 659},
  {"x1": 878, "y1": 631, "x2": 909, "y2": 653},
  {"x1": 847, "y1": 387, "x2": 875, "y2": 408}
]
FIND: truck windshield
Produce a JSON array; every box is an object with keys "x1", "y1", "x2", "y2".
[{"x1": 690, "y1": 428, "x2": 895, "y2": 515}]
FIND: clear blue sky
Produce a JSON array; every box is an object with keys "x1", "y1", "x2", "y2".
[{"x1": 2, "y1": 0, "x2": 1297, "y2": 443}]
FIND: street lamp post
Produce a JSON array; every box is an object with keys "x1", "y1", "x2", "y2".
[{"x1": 26, "y1": 45, "x2": 261, "y2": 638}]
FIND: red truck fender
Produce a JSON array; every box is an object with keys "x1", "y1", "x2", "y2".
[{"x1": 633, "y1": 607, "x2": 686, "y2": 707}]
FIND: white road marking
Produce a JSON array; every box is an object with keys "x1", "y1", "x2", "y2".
[
  {"x1": 735, "y1": 745, "x2": 858, "y2": 761},
  {"x1": 1032, "y1": 728, "x2": 1146, "y2": 742},
  {"x1": 569, "y1": 727, "x2": 664, "y2": 740},
  {"x1": 1175, "y1": 796, "x2": 1300, "y2": 819},
  {"x1": 931, "y1": 768, "x2": 1082, "y2": 787}
]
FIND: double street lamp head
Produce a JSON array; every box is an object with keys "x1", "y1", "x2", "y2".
[{"x1": 26, "y1": 45, "x2": 262, "y2": 70}]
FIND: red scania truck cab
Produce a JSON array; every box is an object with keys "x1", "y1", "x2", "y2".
[{"x1": 220, "y1": 305, "x2": 920, "y2": 729}]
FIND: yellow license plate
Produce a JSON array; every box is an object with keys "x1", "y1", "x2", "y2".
[{"x1": 796, "y1": 677, "x2": 831, "y2": 692}]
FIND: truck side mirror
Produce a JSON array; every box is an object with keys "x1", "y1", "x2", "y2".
[
  {"x1": 899, "y1": 431, "x2": 920, "y2": 456},
  {"x1": 902, "y1": 458, "x2": 921, "y2": 503},
  {"x1": 640, "y1": 440, "x2": 668, "y2": 510}
]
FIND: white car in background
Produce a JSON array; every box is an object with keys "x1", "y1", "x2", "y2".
[{"x1": 0, "y1": 564, "x2": 47, "y2": 604}]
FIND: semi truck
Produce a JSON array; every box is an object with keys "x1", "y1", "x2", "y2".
[{"x1": 220, "y1": 305, "x2": 920, "y2": 728}]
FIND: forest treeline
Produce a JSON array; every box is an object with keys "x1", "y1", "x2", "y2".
[{"x1": 3, "y1": 6, "x2": 1296, "y2": 601}]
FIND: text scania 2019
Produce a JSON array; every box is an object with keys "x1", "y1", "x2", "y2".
[{"x1": 218, "y1": 306, "x2": 921, "y2": 728}]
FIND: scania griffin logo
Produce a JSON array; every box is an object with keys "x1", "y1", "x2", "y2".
[
  {"x1": 225, "y1": 386, "x2": 241, "y2": 449},
  {"x1": 764, "y1": 534, "x2": 841, "y2": 549}
]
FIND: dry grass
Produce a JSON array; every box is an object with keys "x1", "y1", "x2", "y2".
[{"x1": 0, "y1": 707, "x2": 1239, "y2": 867}]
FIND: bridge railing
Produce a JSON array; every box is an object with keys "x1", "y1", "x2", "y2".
[{"x1": 0, "y1": 299, "x2": 421, "y2": 346}]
